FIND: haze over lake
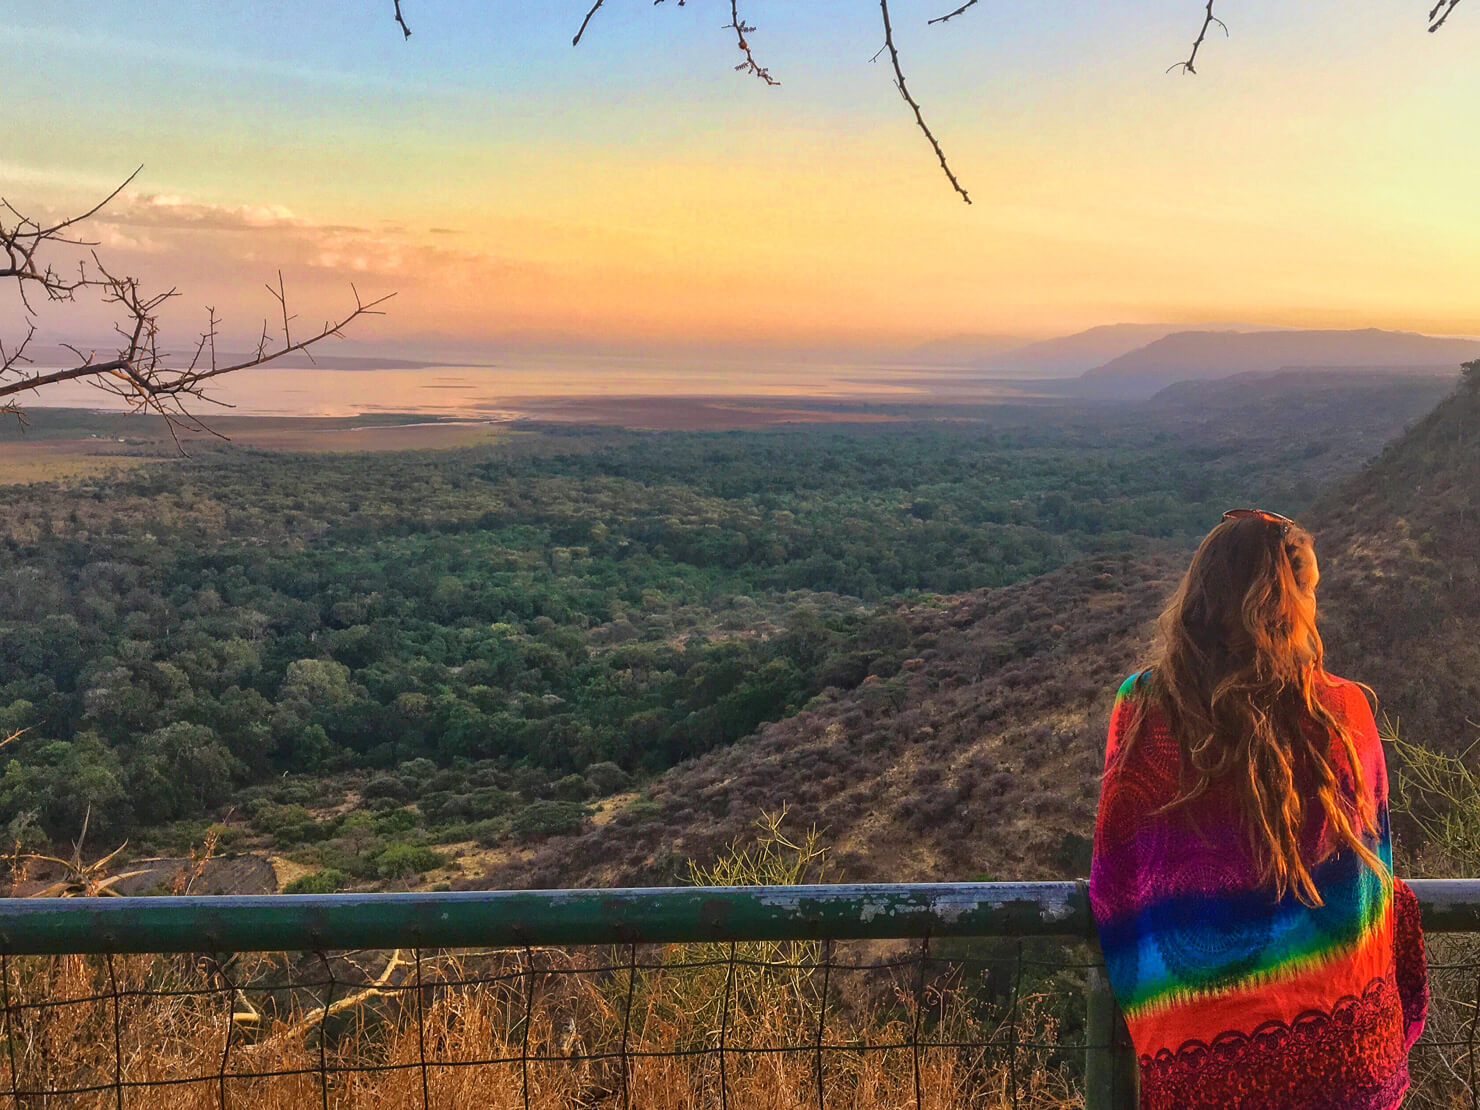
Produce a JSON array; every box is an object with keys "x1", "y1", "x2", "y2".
[{"x1": 17, "y1": 355, "x2": 1044, "y2": 418}]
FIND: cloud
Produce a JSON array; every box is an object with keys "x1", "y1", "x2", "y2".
[
  {"x1": 109, "y1": 192, "x2": 369, "y2": 235},
  {"x1": 84, "y1": 188, "x2": 527, "y2": 284}
]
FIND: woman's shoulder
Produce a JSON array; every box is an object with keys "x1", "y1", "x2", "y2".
[
  {"x1": 1103, "y1": 669, "x2": 1179, "y2": 785},
  {"x1": 1114, "y1": 668, "x2": 1155, "y2": 702},
  {"x1": 1316, "y1": 671, "x2": 1378, "y2": 722},
  {"x1": 1106, "y1": 669, "x2": 1171, "y2": 762}
]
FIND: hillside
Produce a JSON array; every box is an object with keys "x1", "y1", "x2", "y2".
[
  {"x1": 484, "y1": 553, "x2": 1175, "y2": 888},
  {"x1": 1314, "y1": 365, "x2": 1480, "y2": 753},
  {"x1": 1083, "y1": 329, "x2": 1480, "y2": 397},
  {"x1": 1145, "y1": 369, "x2": 1458, "y2": 499},
  {"x1": 487, "y1": 370, "x2": 1476, "y2": 890}
]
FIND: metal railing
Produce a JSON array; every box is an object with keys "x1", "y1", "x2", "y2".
[{"x1": 0, "y1": 880, "x2": 1474, "y2": 1109}]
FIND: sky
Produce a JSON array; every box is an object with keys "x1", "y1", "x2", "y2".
[{"x1": 5, "y1": 1, "x2": 1480, "y2": 358}]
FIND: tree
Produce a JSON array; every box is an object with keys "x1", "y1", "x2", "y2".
[
  {"x1": 128, "y1": 722, "x2": 235, "y2": 825},
  {"x1": 1, "y1": 170, "x2": 392, "y2": 442}
]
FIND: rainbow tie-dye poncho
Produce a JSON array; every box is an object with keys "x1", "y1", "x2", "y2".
[{"x1": 1089, "y1": 671, "x2": 1428, "y2": 1110}]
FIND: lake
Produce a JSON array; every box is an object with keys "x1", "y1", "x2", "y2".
[{"x1": 16, "y1": 354, "x2": 1059, "y2": 418}]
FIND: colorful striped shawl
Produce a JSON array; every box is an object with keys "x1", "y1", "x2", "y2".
[{"x1": 1089, "y1": 671, "x2": 1428, "y2": 1110}]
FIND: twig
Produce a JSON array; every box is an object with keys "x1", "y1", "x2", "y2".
[
  {"x1": 1169, "y1": 0, "x2": 1228, "y2": 75},
  {"x1": 572, "y1": 0, "x2": 606, "y2": 46},
  {"x1": 1429, "y1": 0, "x2": 1463, "y2": 31},
  {"x1": 393, "y1": 0, "x2": 412, "y2": 38},
  {"x1": 0, "y1": 215, "x2": 393, "y2": 448},
  {"x1": 877, "y1": 0, "x2": 971, "y2": 204},
  {"x1": 928, "y1": 0, "x2": 981, "y2": 26},
  {"x1": 727, "y1": 1, "x2": 779, "y2": 84},
  {"x1": 1, "y1": 167, "x2": 143, "y2": 314}
]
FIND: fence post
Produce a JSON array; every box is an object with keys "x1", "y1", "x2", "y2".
[{"x1": 1084, "y1": 962, "x2": 1137, "y2": 1110}]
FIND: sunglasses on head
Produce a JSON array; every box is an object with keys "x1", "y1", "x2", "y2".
[{"x1": 1222, "y1": 508, "x2": 1296, "y2": 534}]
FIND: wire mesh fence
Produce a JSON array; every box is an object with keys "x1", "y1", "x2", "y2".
[
  {"x1": 0, "y1": 881, "x2": 1474, "y2": 1109},
  {"x1": 0, "y1": 936, "x2": 1110, "y2": 1109},
  {"x1": 1410, "y1": 931, "x2": 1480, "y2": 1109}
]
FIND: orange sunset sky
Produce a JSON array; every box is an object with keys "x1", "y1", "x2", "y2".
[{"x1": 5, "y1": 2, "x2": 1479, "y2": 357}]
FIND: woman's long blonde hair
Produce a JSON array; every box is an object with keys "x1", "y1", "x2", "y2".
[{"x1": 1126, "y1": 514, "x2": 1385, "y2": 906}]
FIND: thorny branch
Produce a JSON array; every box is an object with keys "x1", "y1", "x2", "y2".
[
  {"x1": 928, "y1": 0, "x2": 981, "y2": 26},
  {"x1": 727, "y1": 1, "x2": 778, "y2": 85},
  {"x1": 1, "y1": 176, "x2": 393, "y2": 448},
  {"x1": 1169, "y1": 0, "x2": 1229, "y2": 75},
  {"x1": 878, "y1": 0, "x2": 971, "y2": 204},
  {"x1": 1429, "y1": 0, "x2": 1464, "y2": 31},
  {"x1": 1, "y1": 166, "x2": 141, "y2": 315}
]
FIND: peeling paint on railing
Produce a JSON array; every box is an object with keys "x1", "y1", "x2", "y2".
[
  {"x1": 0, "y1": 879, "x2": 1471, "y2": 957},
  {"x1": 0, "y1": 881, "x2": 1092, "y2": 955}
]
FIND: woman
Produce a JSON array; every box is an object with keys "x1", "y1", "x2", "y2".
[{"x1": 1089, "y1": 509, "x2": 1428, "y2": 1110}]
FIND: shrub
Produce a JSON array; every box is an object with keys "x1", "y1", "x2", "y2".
[
  {"x1": 252, "y1": 804, "x2": 327, "y2": 844},
  {"x1": 375, "y1": 843, "x2": 445, "y2": 879},
  {"x1": 614, "y1": 797, "x2": 662, "y2": 825},
  {"x1": 549, "y1": 774, "x2": 592, "y2": 801},
  {"x1": 362, "y1": 773, "x2": 413, "y2": 802},
  {"x1": 510, "y1": 801, "x2": 591, "y2": 841},
  {"x1": 397, "y1": 758, "x2": 436, "y2": 783},
  {"x1": 283, "y1": 869, "x2": 346, "y2": 894},
  {"x1": 430, "y1": 818, "x2": 507, "y2": 846},
  {"x1": 584, "y1": 761, "x2": 631, "y2": 795},
  {"x1": 371, "y1": 807, "x2": 421, "y2": 835}
]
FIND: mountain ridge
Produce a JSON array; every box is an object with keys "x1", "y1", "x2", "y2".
[
  {"x1": 1082, "y1": 328, "x2": 1480, "y2": 397},
  {"x1": 974, "y1": 322, "x2": 1282, "y2": 376}
]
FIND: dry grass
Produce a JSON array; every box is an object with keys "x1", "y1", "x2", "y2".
[
  {"x1": 0, "y1": 944, "x2": 1079, "y2": 1110},
  {"x1": 0, "y1": 440, "x2": 161, "y2": 484},
  {"x1": 1387, "y1": 725, "x2": 1480, "y2": 1108},
  {"x1": 0, "y1": 814, "x2": 1081, "y2": 1109}
]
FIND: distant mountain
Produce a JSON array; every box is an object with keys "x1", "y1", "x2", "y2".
[
  {"x1": 1314, "y1": 363, "x2": 1480, "y2": 756},
  {"x1": 905, "y1": 334, "x2": 1028, "y2": 366},
  {"x1": 1082, "y1": 328, "x2": 1480, "y2": 397},
  {"x1": 978, "y1": 322, "x2": 1280, "y2": 377}
]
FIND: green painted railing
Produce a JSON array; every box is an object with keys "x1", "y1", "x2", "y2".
[
  {"x1": 0, "y1": 881, "x2": 1086, "y2": 955},
  {"x1": 0, "y1": 878, "x2": 1474, "y2": 1110}
]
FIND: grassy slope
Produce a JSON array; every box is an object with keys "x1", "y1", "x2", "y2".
[
  {"x1": 483, "y1": 553, "x2": 1177, "y2": 888},
  {"x1": 1313, "y1": 371, "x2": 1480, "y2": 752}
]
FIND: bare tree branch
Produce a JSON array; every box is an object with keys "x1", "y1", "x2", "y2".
[
  {"x1": 572, "y1": 0, "x2": 606, "y2": 46},
  {"x1": 726, "y1": 1, "x2": 779, "y2": 84},
  {"x1": 1, "y1": 167, "x2": 143, "y2": 315},
  {"x1": 1169, "y1": 0, "x2": 1228, "y2": 75},
  {"x1": 1, "y1": 177, "x2": 393, "y2": 449},
  {"x1": 928, "y1": 0, "x2": 982, "y2": 26},
  {"x1": 393, "y1": 0, "x2": 412, "y2": 39},
  {"x1": 877, "y1": 0, "x2": 970, "y2": 204},
  {"x1": 1429, "y1": 0, "x2": 1463, "y2": 31}
]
